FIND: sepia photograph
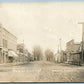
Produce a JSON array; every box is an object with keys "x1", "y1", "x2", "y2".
[{"x1": 0, "y1": 1, "x2": 84, "y2": 82}]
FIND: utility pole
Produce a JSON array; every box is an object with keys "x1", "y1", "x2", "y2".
[
  {"x1": 22, "y1": 32, "x2": 25, "y2": 64},
  {"x1": 58, "y1": 45, "x2": 59, "y2": 53},
  {"x1": 59, "y1": 38, "x2": 62, "y2": 52},
  {"x1": 59, "y1": 38, "x2": 62, "y2": 62},
  {"x1": 23, "y1": 39, "x2": 25, "y2": 64},
  {"x1": 78, "y1": 22, "x2": 84, "y2": 64},
  {"x1": 57, "y1": 44, "x2": 60, "y2": 63}
]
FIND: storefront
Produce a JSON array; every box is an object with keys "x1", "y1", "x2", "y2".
[{"x1": 8, "y1": 50, "x2": 18, "y2": 63}]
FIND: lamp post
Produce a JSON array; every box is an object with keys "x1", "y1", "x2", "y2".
[{"x1": 78, "y1": 22, "x2": 84, "y2": 64}]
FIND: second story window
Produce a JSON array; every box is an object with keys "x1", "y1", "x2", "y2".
[{"x1": 3, "y1": 39, "x2": 7, "y2": 48}]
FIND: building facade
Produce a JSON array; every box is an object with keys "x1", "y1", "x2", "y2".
[
  {"x1": 0, "y1": 24, "x2": 17, "y2": 63},
  {"x1": 55, "y1": 50, "x2": 67, "y2": 63},
  {"x1": 17, "y1": 43, "x2": 30, "y2": 63},
  {"x1": 66, "y1": 39, "x2": 81, "y2": 64},
  {"x1": 66, "y1": 39, "x2": 80, "y2": 53}
]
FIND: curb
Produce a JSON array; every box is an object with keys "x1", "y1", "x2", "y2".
[{"x1": 0, "y1": 62, "x2": 29, "y2": 67}]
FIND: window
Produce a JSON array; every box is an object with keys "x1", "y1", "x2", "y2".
[{"x1": 3, "y1": 39, "x2": 7, "y2": 48}]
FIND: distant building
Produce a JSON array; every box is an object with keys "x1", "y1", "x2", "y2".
[
  {"x1": 55, "y1": 50, "x2": 67, "y2": 63},
  {"x1": 0, "y1": 24, "x2": 18, "y2": 63},
  {"x1": 54, "y1": 50, "x2": 60, "y2": 63},
  {"x1": 66, "y1": 39, "x2": 80, "y2": 53},
  {"x1": 17, "y1": 43, "x2": 29, "y2": 63}
]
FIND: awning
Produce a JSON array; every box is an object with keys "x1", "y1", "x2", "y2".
[
  {"x1": 8, "y1": 50, "x2": 18, "y2": 58},
  {"x1": 71, "y1": 51, "x2": 81, "y2": 55}
]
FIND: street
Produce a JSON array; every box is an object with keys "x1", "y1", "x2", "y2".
[{"x1": 0, "y1": 61, "x2": 84, "y2": 82}]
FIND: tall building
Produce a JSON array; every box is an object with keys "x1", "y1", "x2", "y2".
[{"x1": 0, "y1": 24, "x2": 17, "y2": 63}]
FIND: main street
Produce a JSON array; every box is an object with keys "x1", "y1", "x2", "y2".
[{"x1": 0, "y1": 61, "x2": 84, "y2": 82}]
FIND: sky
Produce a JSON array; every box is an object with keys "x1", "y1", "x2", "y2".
[{"x1": 0, "y1": 2, "x2": 84, "y2": 53}]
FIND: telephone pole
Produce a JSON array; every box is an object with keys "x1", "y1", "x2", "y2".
[
  {"x1": 22, "y1": 32, "x2": 25, "y2": 64},
  {"x1": 23, "y1": 37, "x2": 25, "y2": 63},
  {"x1": 58, "y1": 45, "x2": 59, "y2": 53},
  {"x1": 59, "y1": 38, "x2": 62, "y2": 52},
  {"x1": 78, "y1": 22, "x2": 84, "y2": 63},
  {"x1": 59, "y1": 38, "x2": 62, "y2": 62}
]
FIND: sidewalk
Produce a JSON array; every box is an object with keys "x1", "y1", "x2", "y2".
[{"x1": 0, "y1": 62, "x2": 29, "y2": 67}]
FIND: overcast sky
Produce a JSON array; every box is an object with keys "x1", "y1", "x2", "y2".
[{"x1": 0, "y1": 2, "x2": 84, "y2": 53}]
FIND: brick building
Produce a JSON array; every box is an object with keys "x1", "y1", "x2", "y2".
[{"x1": 0, "y1": 24, "x2": 18, "y2": 63}]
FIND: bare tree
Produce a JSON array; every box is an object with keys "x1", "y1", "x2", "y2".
[
  {"x1": 17, "y1": 43, "x2": 25, "y2": 53},
  {"x1": 45, "y1": 49, "x2": 55, "y2": 61},
  {"x1": 32, "y1": 45, "x2": 43, "y2": 61}
]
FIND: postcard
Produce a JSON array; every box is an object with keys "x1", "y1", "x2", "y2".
[{"x1": 0, "y1": 1, "x2": 84, "y2": 82}]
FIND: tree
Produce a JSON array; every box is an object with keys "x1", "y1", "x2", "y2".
[
  {"x1": 45, "y1": 49, "x2": 54, "y2": 61},
  {"x1": 17, "y1": 43, "x2": 30, "y2": 62},
  {"x1": 17, "y1": 43, "x2": 25, "y2": 53},
  {"x1": 32, "y1": 45, "x2": 43, "y2": 61}
]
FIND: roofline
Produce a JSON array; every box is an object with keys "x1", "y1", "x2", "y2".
[
  {"x1": 74, "y1": 43, "x2": 80, "y2": 45},
  {"x1": 1, "y1": 26, "x2": 17, "y2": 39}
]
